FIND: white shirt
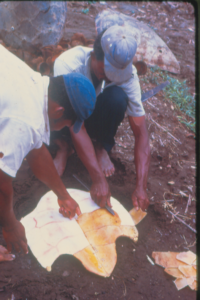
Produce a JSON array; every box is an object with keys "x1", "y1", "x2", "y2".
[
  {"x1": 54, "y1": 46, "x2": 145, "y2": 117},
  {"x1": 0, "y1": 45, "x2": 50, "y2": 177}
]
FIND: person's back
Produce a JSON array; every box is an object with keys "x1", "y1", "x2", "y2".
[{"x1": 0, "y1": 45, "x2": 50, "y2": 139}]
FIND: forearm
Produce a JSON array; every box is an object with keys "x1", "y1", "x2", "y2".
[
  {"x1": 70, "y1": 125, "x2": 104, "y2": 182},
  {"x1": 134, "y1": 134, "x2": 150, "y2": 189},
  {"x1": 129, "y1": 115, "x2": 150, "y2": 189},
  {"x1": 0, "y1": 171, "x2": 16, "y2": 229},
  {"x1": 26, "y1": 144, "x2": 69, "y2": 200}
]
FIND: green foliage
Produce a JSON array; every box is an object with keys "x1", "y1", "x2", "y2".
[
  {"x1": 82, "y1": 8, "x2": 89, "y2": 14},
  {"x1": 141, "y1": 66, "x2": 195, "y2": 132}
]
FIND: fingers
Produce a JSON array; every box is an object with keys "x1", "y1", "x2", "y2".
[
  {"x1": 20, "y1": 240, "x2": 29, "y2": 255},
  {"x1": 59, "y1": 207, "x2": 71, "y2": 218},
  {"x1": 59, "y1": 205, "x2": 81, "y2": 219},
  {"x1": 75, "y1": 206, "x2": 81, "y2": 216},
  {"x1": 132, "y1": 197, "x2": 139, "y2": 211}
]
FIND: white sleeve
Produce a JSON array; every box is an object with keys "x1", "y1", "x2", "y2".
[
  {"x1": 0, "y1": 118, "x2": 43, "y2": 177},
  {"x1": 118, "y1": 67, "x2": 145, "y2": 117},
  {"x1": 53, "y1": 46, "x2": 87, "y2": 77},
  {"x1": 53, "y1": 58, "x2": 73, "y2": 76}
]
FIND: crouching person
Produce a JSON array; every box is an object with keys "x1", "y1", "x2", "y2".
[{"x1": 0, "y1": 44, "x2": 96, "y2": 256}]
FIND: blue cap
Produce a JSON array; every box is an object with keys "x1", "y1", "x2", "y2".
[
  {"x1": 95, "y1": 10, "x2": 125, "y2": 35},
  {"x1": 101, "y1": 25, "x2": 137, "y2": 83},
  {"x1": 63, "y1": 73, "x2": 96, "y2": 133}
]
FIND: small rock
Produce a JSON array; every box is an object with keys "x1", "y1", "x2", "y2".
[{"x1": 168, "y1": 181, "x2": 175, "y2": 185}]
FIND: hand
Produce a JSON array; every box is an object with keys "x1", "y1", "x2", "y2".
[
  {"x1": 0, "y1": 245, "x2": 15, "y2": 263},
  {"x1": 2, "y1": 220, "x2": 28, "y2": 254},
  {"x1": 132, "y1": 187, "x2": 149, "y2": 211},
  {"x1": 58, "y1": 194, "x2": 81, "y2": 219},
  {"x1": 90, "y1": 178, "x2": 111, "y2": 208}
]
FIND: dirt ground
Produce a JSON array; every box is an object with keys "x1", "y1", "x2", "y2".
[{"x1": 0, "y1": 2, "x2": 197, "y2": 300}]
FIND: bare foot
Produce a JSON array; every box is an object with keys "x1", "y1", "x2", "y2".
[
  {"x1": 0, "y1": 245, "x2": 15, "y2": 263},
  {"x1": 53, "y1": 139, "x2": 74, "y2": 177},
  {"x1": 94, "y1": 144, "x2": 115, "y2": 177}
]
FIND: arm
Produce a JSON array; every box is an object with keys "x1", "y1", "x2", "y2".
[
  {"x1": 0, "y1": 169, "x2": 28, "y2": 253},
  {"x1": 69, "y1": 123, "x2": 111, "y2": 208},
  {"x1": 128, "y1": 115, "x2": 150, "y2": 211},
  {"x1": 26, "y1": 144, "x2": 81, "y2": 218}
]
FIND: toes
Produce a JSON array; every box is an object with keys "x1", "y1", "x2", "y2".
[{"x1": 0, "y1": 253, "x2": 15, "y2": 262}]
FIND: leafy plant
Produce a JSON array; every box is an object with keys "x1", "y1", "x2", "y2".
[{"x1": 141, "y1": 66, "x2": 195, "y2": 132}]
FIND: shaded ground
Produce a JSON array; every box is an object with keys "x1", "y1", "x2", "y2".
[{"x1": 0, "y1": 2, "x2": 196, "y2": 300}]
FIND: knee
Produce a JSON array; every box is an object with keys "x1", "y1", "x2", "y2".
[{"x1": 104, "y1": 86, "x2": 128, "y2": 113}]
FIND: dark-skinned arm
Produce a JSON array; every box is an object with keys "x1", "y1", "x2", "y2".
[
  {"x1": 0, "y1": 169, "x2": 28, "y2": 254},
  {"x1": 128, "y1": 115, "x2": 150, "y2": 211},
  {"x1": 69, "y1": 123, "x2": 111, "y2": 208},
  {"x1": 26, "y1": 144, "x2": 81, "y2": 218}
]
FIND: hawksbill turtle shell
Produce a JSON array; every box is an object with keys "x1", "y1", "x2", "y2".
[
  {"x1": 21, "y1": 189, "x2": 146, "y2": 277},
  {"x1": 95, "y1": 9, "x2": 180, "y2": 74}
]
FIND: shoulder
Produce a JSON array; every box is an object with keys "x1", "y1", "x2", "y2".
[{"x1": 57, "y1": 46, "x2": 92, "y2": 62}]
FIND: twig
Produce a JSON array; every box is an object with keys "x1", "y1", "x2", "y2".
[
  {"x1": 147, "y1": 100, "x2": 159, "y2": 109},
  {"x1": 168, "y1": 210, "x2": 196, "y2": 233},
  {"x1": 150, "y1": 200, "x2": 174, "y2": 205},
  {"x1": 177, "y1": 161, "x2": 183, "y2": 169},
  {"x1": 185, "y1": 195, "x2": 192, "y2": 214},
  {"x1": 123, "y1": 281, "x2": 127, "y2": 296},
  {"x1": 146, "y1": 255, "x2": 155, "y2": 265},
  {"x1": 177, "y1": 214, "x2": 191, "y2": 220},
  {"x1": 150, "y1": 116, "x2": 182, "y2": 144}
]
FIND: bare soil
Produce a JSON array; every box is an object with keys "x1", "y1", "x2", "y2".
[{"x1": 0, "y1": 2, "x2": 196, "y2": 300}]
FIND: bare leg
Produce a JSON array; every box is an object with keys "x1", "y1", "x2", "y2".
[
  {"x1": 0, "y1": 245, "x2": 15, "y2": 263},
  {"x1": 94, "y1": 142, "x2": 115, "y2": 177},
  {"x1": 53, "y1": 139, "x2": 74, "y2": 177}
]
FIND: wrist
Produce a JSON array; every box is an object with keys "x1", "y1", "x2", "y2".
[
  {"x1": 92, "y1": 174, "x2": 106, "y2": 185},
  {"x1": 135, "y1": 184, "x2": 147, "y2": 191},
  {"x1": 56, "y1": 189, "x2": 71, "y2": 201},
  {"x1": 2, "y1": 216, "x2": 18, "y2": 231}
]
